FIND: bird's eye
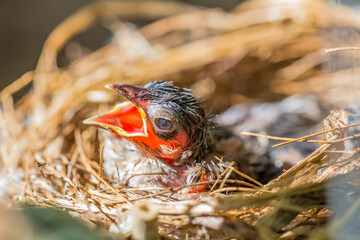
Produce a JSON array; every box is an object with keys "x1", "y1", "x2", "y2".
[{"x1": 156, "y1": 118, "x2": 172, "y2": 130}]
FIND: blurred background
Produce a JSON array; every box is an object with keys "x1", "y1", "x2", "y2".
[{"x1": 0, "y1": 0, "x2": 245, "y2": 90}]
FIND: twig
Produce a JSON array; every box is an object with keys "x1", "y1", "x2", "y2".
[
  {"x1": 233, "y1": 168, "x2": 263, "y2": 187},
  {"x1": 325, "y1": 46, "x2": 360, "y2": 53},
  {"x1": 240, "y1": 122, "x2": 360, "y2": 147},
  {"x1": 184, "y1": 179, "x2": 257, "y2": 188},
  {"x1": 208, "y1": 187, "x2": 257, "y2": 195},
  {"x1": 0, "y1": 71, "x2": 34, "y2": 99},
  {"x1": 97, "y1": 144, "x2": 104, "y2": 189}
]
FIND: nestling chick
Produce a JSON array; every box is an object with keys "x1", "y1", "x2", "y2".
[{"x1": 84, "y1": 81, "x2": 279, "y2": 191}]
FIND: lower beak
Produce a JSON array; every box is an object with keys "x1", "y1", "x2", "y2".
[{"x1": 83, "y1": 101, "x2": 148, "y2": 137}]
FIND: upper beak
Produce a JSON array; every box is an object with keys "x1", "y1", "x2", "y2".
[
  {"x1": 83, "y1": 83, "x2": 150, "y2": 137},
  {"x1": 105, "y1": 83, "x2": 151, "y2": 109}
]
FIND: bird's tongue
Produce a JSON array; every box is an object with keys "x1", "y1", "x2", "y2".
[{"x1": 83, "y1": 101, "x2": 147, "y2": 137}]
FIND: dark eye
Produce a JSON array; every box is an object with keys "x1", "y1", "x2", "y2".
[{"x1": 156, "y1": 118, "x2": 172, "y2": 130}]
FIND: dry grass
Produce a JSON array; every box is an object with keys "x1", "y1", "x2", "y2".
[{"x1": 1, "y1": 0, "x2": 360, "y2": 239}]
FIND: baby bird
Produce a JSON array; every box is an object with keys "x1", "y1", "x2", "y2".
[{"x1": 84, "y1": 81, "x2": 278, "y2": 191}]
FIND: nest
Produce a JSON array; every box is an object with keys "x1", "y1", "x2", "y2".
[{"x1": 1, "y1": 0, "x2": 360, "y2": 239}]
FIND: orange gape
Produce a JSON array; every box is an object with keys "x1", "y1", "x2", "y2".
[{"x1": 86, "y1": 102, "x2": 189, "y2": 165}]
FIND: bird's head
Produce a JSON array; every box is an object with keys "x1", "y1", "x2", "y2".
[{"x1": 84, "y1": 81, "x2": 211, "y2": 166}]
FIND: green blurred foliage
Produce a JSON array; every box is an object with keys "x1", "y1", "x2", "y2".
[{"x1": 21, "y1": 206, "x2": 114, "y2": 240}]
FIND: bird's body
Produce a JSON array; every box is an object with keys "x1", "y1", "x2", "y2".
[
  {"x1": 84, "y1": 81, "x2": 279, "y2": 192},
  {"x1": 102, "y1": 134, "x2": 186, "y2": 189},
  {"x1": 101, "y1": 131, "x2": 269, "y2": 191}
]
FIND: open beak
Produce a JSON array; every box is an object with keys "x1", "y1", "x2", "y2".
[{"x1": 83, "y1": 84, "x2": 150, "y2": 137}]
